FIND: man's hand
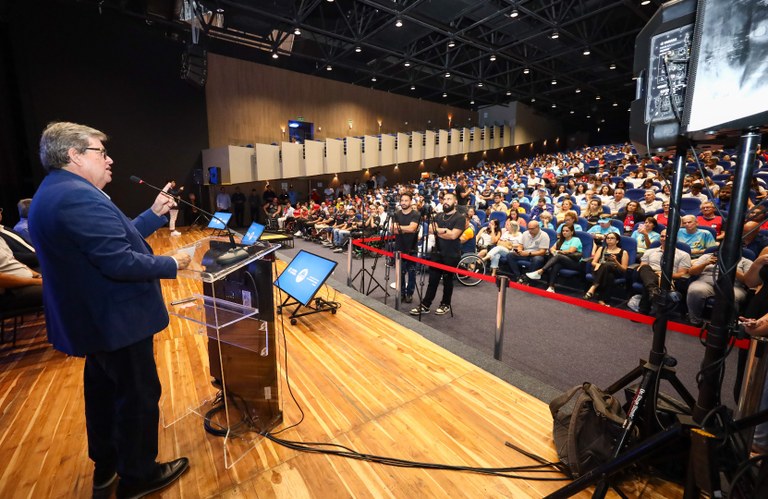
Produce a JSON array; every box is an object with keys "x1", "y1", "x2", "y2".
[
  {"x1": 151, "y1": 182, "x2": 176, "y2": 216},
  {"x1": 172, "y1": 252, "x2": 192, "y2": 270}
]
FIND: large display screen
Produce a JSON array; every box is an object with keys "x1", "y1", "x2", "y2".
[
  {"x1": 241, "y1": 222, "x2": 266, "y2": 245},
  {"x1": 274, "y1": 250, "x2": 337, "y2": 306},
  {"x1": 208, "y1": 212, "x2": 232, "y2": 230}
]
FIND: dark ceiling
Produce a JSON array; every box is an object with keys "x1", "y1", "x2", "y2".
[{"x1": 67, "y1": 0, "x2": 662, "y2": 132}]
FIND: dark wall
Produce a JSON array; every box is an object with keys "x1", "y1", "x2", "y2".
[{"x1": 2, "y1": 0, "x2": 208, "y2": 220}]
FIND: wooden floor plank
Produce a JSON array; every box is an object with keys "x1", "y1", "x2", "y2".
[{"x1": 0, "y1": 228, "x2": 683, "y2": 498}]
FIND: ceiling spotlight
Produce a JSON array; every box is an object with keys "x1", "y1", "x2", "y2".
[
  {"x1": 448, "y1": 39, "x2": 456, "y2": 48},
  {"x1": 404, "y1": 60, "x2": 411, "y2": 67},
  {"x1": 609, "y1": 63, "x2": 617, "y2": 70},
  {"x1": 410, "y1": 85, "x2": 416, "y2": 90},
  {"x1": 587, "y1": 115, "x2": 591, "y2": 118},
  {"x1": 271, "y1": 52, "x2": 279, "y2": 59},
  {"x1": 641, "y1": 0, "x2": 651, "y2": 5},
  {"x1": 575, "y1": 88, "x2": 581, "y2": 93},
  {"x1": 551, "y1": 103, "x2": 557, "y2": 108},
  {"x1": 595, "y1": 95, "x2": 601, "y2": 100},
  {"x1": 443, "y1": 92, "x2": 448, "y2": 98},
  {"x1": 371, "y1": 76, "x2": 377, "y2": 81},
  {"x1": 523, "y1": 67, "x2": 530, "y2": 74},
  {"x1": 445, "y1": 72, "x2": 451, "y2": 78},
  {"x1": 550, "y1": 31, "x2": 559, "y2": 39},
  {"x1": 531, "y1": 97, "x2": 536, "y2": 102},
  {"x1": 477, "y1": 82, "x2": 483, "y2": 87},
  {"x1": 510, "y1": 9, "x2": 519, "y2": 18},
  {"x1": 470, "y1": 100, "x2": 475, "y2": 105},
  {"x1": 612, "y1": 102, "x2": 618, "y2": 107},
  {"x1": 355, "y1": 46, "x2": 362, "y2": 53},
  {"x1": 326, "y1": 65, "x2": 332, "y2": 71},
  {"x1": 506, "y1": 90, "x2": 512, "y2": 96},
  {"x1": 583, "y1": 48, "x2": 591, "y2": 56},
  {"x1": 569, "y1": 110, "x2": 575, "y2": 114},
  {"x1": 294, "y1": 27, "x2": 301, "y2": 36},
  {"x1": 551, "y1": 79, "x2": 557, "y2": 85},
  {"x1": 395, "y1": 18, "x2": 403, "y2": 28},
  {"x1": 489, "y1": 54, "x2": 497, "y2": 62}
]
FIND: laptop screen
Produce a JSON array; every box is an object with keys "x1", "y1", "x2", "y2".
[
  {"x1": 241, "y1": 222, "x2": 266, "y2": 245},
  {"x1": 207, "y1": 212, "x2": 232, "y2": 230}
]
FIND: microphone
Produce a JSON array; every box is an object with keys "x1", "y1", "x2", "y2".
[{"x1": 130, "y1": 175, "x2": 249, "y2": 266}]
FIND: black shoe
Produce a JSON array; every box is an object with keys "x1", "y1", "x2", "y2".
[
  {"x1": 93, "y1": 466, "x2": 118, "y2": 492},
  {"x1": 116, "y1": 458, "x2": 189, "y2": 499},
  {"x1": 404, "y1": 294, "x2": 413, "y2": 303}
]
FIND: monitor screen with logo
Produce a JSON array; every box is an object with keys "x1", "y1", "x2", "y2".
[
  {"x1": 241, "y1": 222, "x2": 266, "y2": 245},
  {"x1": 274, "y1": 250, "x2": 337, "y2": 306},
  {"x1": 207, "y1": 212, "x2": 232, "y2": 230}
]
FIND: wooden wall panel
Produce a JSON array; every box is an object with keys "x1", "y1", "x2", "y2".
[
  {"x1": 304, "y1": 140, "x2": 325, "y2": 177},
  {"x1": 381, "y1": 134, "x2": 395, "y2": 166},
  {"x1": 205, "y1": 54, "x2": 475, "y2": 148}
]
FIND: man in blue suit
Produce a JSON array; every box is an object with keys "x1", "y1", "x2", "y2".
[{"x1": 29, "y1": 122, "x2": 192, "y2": 498}]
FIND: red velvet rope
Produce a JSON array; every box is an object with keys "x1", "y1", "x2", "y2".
[{"x1": 349, "y1": 238, "x2": 750, "y2": 349}]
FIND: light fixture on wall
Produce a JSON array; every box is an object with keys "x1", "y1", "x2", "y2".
[
  {"x1": 280, "y1": 125, "x2": 286, "y2": 138},
  {"x1": 293, "y1": 26, "x2": 301, "y2": 36},
  {"x1": 211, "y1": 8, "x2": 224, "y2": 28},
  {"x1": 377, "y1": 119, "x2": 382, "y2": 132}
]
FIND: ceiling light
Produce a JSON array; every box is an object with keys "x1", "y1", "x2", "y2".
[
  {"x1": 569, "y1": 110, "x2": 574, "y2": 114},
  {"x1": 371, "y1": 76, "x2": 377, "y2": 81},
  {"x1": 294, "y1": 27, "x2": 301, "y2": 36},
  {"x1": 410, "y1": 85, "x2": 415, "y2": 90},
  {"x1": 443, "y1": 92, "x2": 447, "y2": 98},
  {"x1": 395, "y1": 18, "x2": 403, "y2": 28},
  {"x1": 355, "y1": 46, "x2": 362, "y2": 53},
  {"x1": 326, "y1": 65, "x2": 332, "y2": 71},
  {"x1": 489, "y1": 54, "x2": 496, "y2": 62},
  {"x1": 641, "y1": 0, "x2": 651, "y2": 5},
  {"x1": 583, "y1": 48, "x2": 591, "y2": 56},
  {"x1": 272, "y1": 52, "x2": 279, "y2": 59},
  {"x1": 477, "y1": 82, "x2": 483, "y2": 87},
  {"x1": 404, "y1": 60, "x2": 411, "y2": 67},
  {"x1": 523, "y1": 67, "x2": 530, "y2": 74},
  {"x1": 448, "y1": 39, "x2": 456, "y2": 48},
  {"x1": 551, "y1": 103, "x2": 557, "y2": 108},
  {"x1": 609, "y1": 63, "x2": 616, "y2": 70},
  {"x1": 531, "y1": 97, "x2": 536, "y2": 102},
  {"x1": 445, "y1": 72, "x2": 451, "y2": 78},
  {"x1": 551, "y1": 79, "x2": 557, "y2": 85},
  {"x1": 506, "y1": 90, "x2": 512, "y2": 96},
  {"x1": 575, "y1": 88, "x2": 581, "y2": 93},
  {"x1": 595, "y1": 95, "x2": 601, "y2": 100},
  {"x1": 510, "y1": 9, "x2": 519, "y2": 18},
  {"x1": 550, "y1": 31, "x2": 559, "y2": 39},
  {"x1": 470, "y1": 100, "x2": 475, "y2": 104},
  {"x1": 587, "y1": 115, "x2": 591, "y2": 118},
  {"x1": 612, "y1": 102, "x2": 618, "y2": 107}
]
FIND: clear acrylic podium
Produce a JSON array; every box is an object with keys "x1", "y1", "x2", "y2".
[{"x1": 163, "y1": 236, "x2": 282, "y2": 468}]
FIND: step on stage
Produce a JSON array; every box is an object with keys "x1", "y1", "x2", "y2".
[{"x1": 0, "y1": 228, "x2": 681, "y2": 498}]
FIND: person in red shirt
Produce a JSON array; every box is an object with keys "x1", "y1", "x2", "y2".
[
  {"x1": 696, "y1": 201, "x2": 724, "y2": 240},
  {"x1": 655, "y1": 201, "x2": 670, "y2": 226}
]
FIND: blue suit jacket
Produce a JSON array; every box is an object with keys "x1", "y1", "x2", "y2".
[{"x1": 29, "y1": 169, "x2": 177, "y2": 356}]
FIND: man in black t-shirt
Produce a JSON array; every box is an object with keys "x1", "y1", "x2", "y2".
[
  {"x1": 455, "y1": 176, "x2": 471, "y2": 215},
  {"x1": 410, "y1": 192, "x2": 466, "y2": 316},
  {"x1": 392, "y1": 193, "x2": 420, "y2": 303}
]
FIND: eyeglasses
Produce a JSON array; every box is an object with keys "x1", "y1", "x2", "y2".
[{"x1": 85, "y1": 147, "x2": 108, "y2": 159}]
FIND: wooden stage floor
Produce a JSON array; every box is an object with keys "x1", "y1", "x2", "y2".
[{"x1": 0, "y1": 228, "x2": 681, "y2": 498}]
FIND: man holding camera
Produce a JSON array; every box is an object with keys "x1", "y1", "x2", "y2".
[{"x1": 392, "y1": 193, "x2": 420, "y2": 303}]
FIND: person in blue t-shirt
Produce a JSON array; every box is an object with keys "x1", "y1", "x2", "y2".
[
  {"x1": 525, "y1": 225, "x2": 583, "y2": 293},
  {"x1": 678, "y1": 215, "x2": 717, "y2": 255}
]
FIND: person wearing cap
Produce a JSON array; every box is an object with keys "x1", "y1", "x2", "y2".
[
  {"x1": 587, "y1": 214, "x2": 620, "y2": 241},
  {"x1": 683, "y1": 180, "x2": 709, "y2": 203},
  {"x1": 514, "y1": 188, "x2": 530, "y2": 204}
]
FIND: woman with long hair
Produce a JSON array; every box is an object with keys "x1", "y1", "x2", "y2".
[
  {"x1": 584, "y1": 198, "x2": 604, "y2": 227},
  {"x1": 597, "y1": 184, "x2": 614, "y2": 203},
  {"x1": 555, "y1": 198, "x2": 576, "y2": 223},
  {"x1": 616, "y1": 200, "x2": 646, "y2": 235},
  {"x1": 556, "y1": 210, "x2": 582, "y2": 234},
  {"x1": 525, "y1": 225, "x2": 583, "y2": 292},
  {"x1": 507, "y1": 208, "x2": 527, "y2": 229},
  {"x1": 482, "y1": 219, "x2": 523, "y2": 276},
  {"x1": 583, "y1": 232, "x2": 629, "y2": 306},
  {"x1": 476, "y1": 219, "x2": 502, "y2": 259},
  {"x1": 572, "y1": 183, "x2": 588, "y2": 204}
]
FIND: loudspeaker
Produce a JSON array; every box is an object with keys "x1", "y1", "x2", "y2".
[
  {"x1": 181, "y1": 44, "x2": 207, "y2": 87},
  {"x1": 208, "y1": 166, "x2": 221, "y2": 185},
  {"x1": 192, "y1": 169, "x2": 203, "y2": 185}
]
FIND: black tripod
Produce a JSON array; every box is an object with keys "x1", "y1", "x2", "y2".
[
  {"x1": 547, "y1": 129, "x2": 762, "y2": 498},
  {"x1": 349, "y1": 207, "x2": 390, "y2": 297}
]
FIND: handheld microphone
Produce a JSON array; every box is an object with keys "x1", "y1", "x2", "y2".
[{"x1": 130, "y1": 175, "x2": 249, "y2": 266}]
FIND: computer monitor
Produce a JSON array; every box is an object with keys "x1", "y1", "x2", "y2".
[
  {"x1": 274, "y1": 250, "x2": 337, "y2": 306},
  {"x1": 241, "y1": 222, "x2": 266, "y2": 245},
  {"x1": 207, "y1": 212, "x2": 232, "y2": 230}
]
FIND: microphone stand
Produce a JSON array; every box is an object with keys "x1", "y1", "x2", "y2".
[{"x1": 130, "y1": 176, "x2": 248, "y2": 266}]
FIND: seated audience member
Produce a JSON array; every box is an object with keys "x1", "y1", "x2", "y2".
[
  {"x1": 506, "y1": 220, "x2": 550, "y2": 280},
  {"x1": 583, "y1": 198, "x2": 604, "y2": 227},
  {"x1": 636, "y1": 230, "x2": 692, "y2": 314},
  {"x1": 631, "y1": 217, "x2": 661, "y2": 257},
  {"x1": 489, "y1": 193, "x2": 508, "y2": 214},
  {"x1": 584, "y1": 232, "x2": 629, "y2": 306},
  {"x1": 686, "y1": 252, "x2": 752, "y2": 326},
  {"x1": 467, "y1": 207, "x2": 482, "y2": 228},
  {"x1": 597, "y1": 184, "x2": 614, "y2": 203},
  {"x1": 482, "y1": 219, "x2": 523, "y2": 276},
  {"x1": 714, "y1": 184, "x2": 733, "y2": 211},
  {"x1": 556, "y1": 210, "x2": 582, "y2": 235},
  {"x1": 507, "y1": 208, "x2": 527, "y2": 228},
  {"x1": 640, "y1": 190, "x2": 662, "y2": 214},
  {"x1": 509, "y1": 199, "x2": 527, "y2": 216},
  {"x1": 744, "y1": 220, "x2": 768, "y2": 256},
  {"x1": 655, "y1": 201, "x2": 671, "y2": 226},
  {"x1": 475, "y1": 219, "x2": 502, "y2": 259},
  {"x1": 554, "y1": 198, "x2": 576, "y2": 224},
  {"x1": 526, "y1": 225, "x2": 583, "y2": 293},
  {"x1": 13, "y1": 198, "x2": 33, "y2": 244},
  {"x1": 616, "y1": 201, "x2": 646, "y2": 235},
  {"x1": 678, "y1": 215, "x2": 717, "y2": 255},
  {"x1": 478, "y1": 182, "x2": 495, "y2": 209},
  {"x1": 587, "y1": 213, "x2": 621, "y2": 242},
  {"x1": 0, "y1": 207, "x2": 38, "y2": 268},
  {"x1": 277, "y1": 200, "x2": 295, "y2": 230},
  {"x1": 530, "y1": 197, "x2": 554, "y2": 221},
  {"x1": 329, "y1": 208, "x2": 361, "y2": 252},
  {"x1": 697, "y1": 201, "x2": 724, "y2": 240},
  {"x1": 529, "y1": 188, "x2": 552, "y2": 205},
  {"x1": 0, "y1": 231, "x2": 43, "y2": 309},
  {"x1": 538, "y1": 211, "x2": 555, "y2": 230},
  {"x1": 606, "y1": 188, "x2": 630, "y2": 216},
  {"x1": 683, "y1": 180, "x2": 709, "y2": 203}
]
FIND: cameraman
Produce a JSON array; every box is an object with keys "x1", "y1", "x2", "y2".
[{"x1": 392, "y1": 193, "x2": 420, "y2": 303}]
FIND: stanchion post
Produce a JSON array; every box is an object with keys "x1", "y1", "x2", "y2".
[
  {"x1": 736, "y1": 337, "x2": 768, "y2": 449},
  {"x1": 494, "y1": 275, "x2": 509, "y2": 361},
  {"x1": 394, "y1": 251, "x2": 402, "y2": 310},
  {"x1": 347, "y1": 238, "x2": 354, "y2": 286}
]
